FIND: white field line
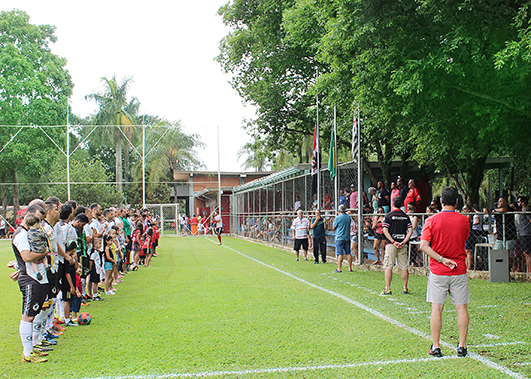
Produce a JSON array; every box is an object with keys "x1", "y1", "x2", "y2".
[
  {"x1": 215, "y1": 239, "x2": 528, "y2": 379},
  {"x1": 469, "y1": 342, "x2": 526, "y2": 348},
  {"x1": 83, "y1": 357, "x2": 459, "y2": 379}
]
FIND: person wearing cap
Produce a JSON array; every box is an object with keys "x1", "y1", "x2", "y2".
[{"x1": 333, "y1": 205, "x2": 353, "y2": 272}]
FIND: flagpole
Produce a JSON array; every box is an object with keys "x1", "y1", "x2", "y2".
[
  {"x1": 356, "y1": 106, "x2": 363, "y2": 265},
  {"x1": 333, "y1": 106, "x2": 338, "y2": 213},
  {"x1": 316, "y1": 68, "x2": 320, "y2": 211}
]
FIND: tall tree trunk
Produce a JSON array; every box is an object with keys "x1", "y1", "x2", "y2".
[
  {"x1": 13, "y1": 170, "x2": 19, "y2": 218},
  {"x1": 116, "y1": 135, "x2": 123, "y2": 192}
]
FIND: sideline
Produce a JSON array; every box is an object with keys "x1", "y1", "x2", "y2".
[
  {"x1": 213, "y1": 239, "x2": 527, "y2": 379},
  {"x1": 84, "y1": 357, "x2": 459, "y2": 379}
]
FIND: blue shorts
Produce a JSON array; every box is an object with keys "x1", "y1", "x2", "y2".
[
  {"x1": 104, "y1": 261, "x2": 113, "y2": 272},
  {"x1": 335, "y1": 239, "x2": 351, "y2": 256}
]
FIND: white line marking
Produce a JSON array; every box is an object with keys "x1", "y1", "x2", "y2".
[
  {"x1": 484, "y1": 333, "x2": 501, "y2": 340},
  {"x1": 83, "y1": 357, "x2": 459, "y2": 379},
  {"x1": 469, "y1": 342, "x2": 526, "y2": 348},
  {"x1": 515, "y1": 363, "x2": 531, "y2": 366},
  {"x1": 216, "y1": 240, "x2": 528, "y2": 379},
  {"x1": 478, "y1": 305, "x2": 498, "y2": 308}
]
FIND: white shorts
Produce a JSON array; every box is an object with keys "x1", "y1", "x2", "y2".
[{"x1": 427, "y1": 271, "x2": 470, "y2": 305}]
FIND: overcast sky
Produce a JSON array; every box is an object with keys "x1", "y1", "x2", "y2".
[{"x1": 1, "y1": 0, "x2": 256, "y2": 172}]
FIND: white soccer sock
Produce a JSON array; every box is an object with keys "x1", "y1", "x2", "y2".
[
  {"x1": 46, "y1": 301, "x2": 55, "y2": 331},
  {"x1": 81, "y1": 278, "x2": 86, "y2": 297},
  {"x1": 57, "y1": 298, "x2": 65, "y2": 320},
  {"x1": 32, "y1": 311, "x2": 45, "y2": 346},
  {"x1": 19, "y1": 320, "x2": 33, "y2": 357}
]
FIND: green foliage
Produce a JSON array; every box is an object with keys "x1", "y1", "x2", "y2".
[
  {"x1": 0, "y1": 10, "x2": 72, "y2": 208},
  {"x1": 42, "y1": 154, "x2": 124, "y2": 207},
  {"x1": 218, "y1": 0, "x2": 531, "y2": 202}
]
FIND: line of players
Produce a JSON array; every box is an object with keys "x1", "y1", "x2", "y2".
[{"x1": 9, "y1": 197, "x2": 159, "y2": 363}]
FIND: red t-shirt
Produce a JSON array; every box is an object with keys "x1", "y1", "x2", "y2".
[
  {"x1": 153, "y1": 225, "x2": 159, "y2": 240},
  {"x1": 421, "y1": 211, "x2": 470, "y2": 276},
  {"x1": 404, "y1": 188, "x2": 421, "y2": 211}
]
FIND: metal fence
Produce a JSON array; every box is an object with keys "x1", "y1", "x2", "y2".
[{"x1": 231, "y1": 178, "x2": 530, "y2": 273}]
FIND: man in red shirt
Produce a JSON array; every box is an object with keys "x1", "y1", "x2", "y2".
[
  {"x1": 404, "y1": 179, "x2": 421, "y2": 212},
  {"x1": 420, "y1": 187, "x2": 470, "y2": 358}
]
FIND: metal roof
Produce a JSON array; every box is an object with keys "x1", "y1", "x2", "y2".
[{"x1": 232, "y1": 166, "x2": 304, "y2": 193}]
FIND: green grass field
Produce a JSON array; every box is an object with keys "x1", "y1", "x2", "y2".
[{"x1": 0, "y1": 236, "x2": 530, "y2": 379}]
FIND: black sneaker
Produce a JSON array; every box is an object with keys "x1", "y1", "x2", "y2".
[
  {"x1": 457, "y1": 344, "x2": 468, "y2": 357},
  {"x1": 429, "y1": 345, "x2": 442, "y2": 357}
]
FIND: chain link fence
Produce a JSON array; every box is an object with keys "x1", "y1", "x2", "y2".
[{"x1": 231, "y1": 162, "x2": 530, "y2": 273}]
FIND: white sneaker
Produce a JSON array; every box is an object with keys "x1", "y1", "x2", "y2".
[{"x1": 105, "y1": 291, "x2": 115, "y2": 295}]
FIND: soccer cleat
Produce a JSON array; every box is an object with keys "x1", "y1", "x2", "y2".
[
  {"x1": 402, "y1": 288, "x2": 409, "y2": 294},
  {"x1": 333, "y1": 269, "x2": 342, "y2": 273},
  {"x1": 381, "y1": 289, "x2": 392, "y2": 295},
  {"x1": 93, "y1": 295, "x2": 104, "y2": 301},
  {"x1": 429, "y1": 345, "x2": 443, "y2": 357},
  {"x1": 65, "y1": 320, "x2": 78, "y2": 327},
  {"x1": 34, "y1": 344, "x2": 53, "y2": 352},
  {"x1": 52, "y1": 324, "x2": 65, "y2": 332},
  {"x1": 54, "y1": 317, "x2": 64, "y2": 324},
  {"x1": 22, "y1": 352, "x2": 48, "y2": 363},
  {"x1": 32, "y1": 348, "x2": 49, "y2": 356},
  {"x1": 40, "y1": 339, "x2": 57, "y2": 346},
  {"x1": 314, "y1": 261, "x2": 319, "y2": 264},
  {"x1": 44, "y1": 331, "x2": 59, "y2": 339},
  {"x1": 457, "y1": 344, "x2": 468, "y2": 357}
]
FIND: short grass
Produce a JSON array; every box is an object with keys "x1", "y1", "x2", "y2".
[{"x1": 0, "y1": 236, "x2": 530, "y2": 379}]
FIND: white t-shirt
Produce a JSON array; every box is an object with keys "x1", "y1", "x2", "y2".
[
  {"x1": 54, "y1": 219, "x2": 69, "y2": 264},
  {"x1": 292, "y1": 217, "x2": 309, "y2": 239}
]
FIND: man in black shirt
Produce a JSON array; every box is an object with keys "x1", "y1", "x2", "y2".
[
  {"x1": 381, "y1": 197, "x2": 413, "y2": 295},
  {"x1": 377, "y1": 181, "x2": 391, "y2": 213}
]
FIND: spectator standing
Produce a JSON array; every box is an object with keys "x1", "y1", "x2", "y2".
[
  {"x1": 377, "y1": 181, "x2": 391, "y2": 213},
  {"x1": 310, "y1": 209, "x2": 327, "y2": 264},
  {"x1": 493, "y1": 198, "x2": 517, "y2": 261},
  {"x1": 368, "y1": 187, "x2": 378, "y2": 213},
  {"x1": 397, "y1": 177, "x2": 409, "y2": 210},
  {"x1": 390, "y1": 182, "x2": 399, "y2": 206},
  {"x1": 333, "y1": 205, "x2": 353, "y2": 272},
  {"x1": 371, "y1": 208, "x2": 385, "y2": 265},
  {"x1": 0, "y1": 217, "x2": 5, "y2": 238},
  {"x1": 291, "y1": 210, "x2": 309, "y2": 261},
  {"x1": 518, "y1": 196, "x2": 531, "y2": 273},
  {"x1": 420, "y1": 187, "x2": 470, "y2": 358},
  {"x1": 404, "y1": 179, "x2": 422, "y2": 212},
  {"x1": 381, "y1": 197, "x2": 413, "y2": 295},
  {"x1": 349, "y1": 184, "x2": 358, "y2": 210}
]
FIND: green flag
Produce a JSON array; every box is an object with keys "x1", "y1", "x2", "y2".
[{"x1": 328, "y1": 129, "x2": 336, "y2": 180}]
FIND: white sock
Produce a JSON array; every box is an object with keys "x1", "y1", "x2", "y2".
[
  {"x1": 81, "y1": 278, "x2": 86, "y2": 297},
  {"x1": 46, "y1": 302, "x2": 55, "y2": 331},
  {"x1": 32, "y1": 311, "x2": 45, "y2": 346},
  {"x1": 19, "y1": 320, "x2": 33, "y2": 357},
  {"x1": 57, "y1": 299, "x2": 64, "y2": 320}
]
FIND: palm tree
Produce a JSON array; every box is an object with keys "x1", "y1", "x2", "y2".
[
  {"x1": 85, "y1": 76, "x2": 138, "y2": 191},
  {"x1": 237, "y1": 138, "x2": 270, "y2": 172}
]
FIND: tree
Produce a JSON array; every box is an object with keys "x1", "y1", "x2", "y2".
[
  {"x1": 43, "y1": 154, "x2": 124, "y2": 208},
  {"x1": 85, "y1": 76, "x2": 139, "y2": 192},
  {"x1": 0, "y1": 10, "x2": 72, "y2": 213},
  {"x1": 128, "y1": 118, "x2": 204, "y2": 205},
  {"x1": 237, "y1": 136, "x2": 270, "y2": 172},
  {"x1": 217, "y1": 0, "x2": 321, "y2": 160}
]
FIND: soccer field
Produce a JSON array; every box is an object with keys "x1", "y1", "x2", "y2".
[{"x1": 1, "y1": 236, "x2": 530, "y2": 378}]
